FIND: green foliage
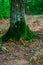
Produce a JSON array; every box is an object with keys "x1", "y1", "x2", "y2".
[
  {"x1": 26, "y1": 0, "x2": 43, "y2": 15},
  {"x1": 0, "y1": 0, "x2": 10, "y2": 19},
  {"x1": 0, "y1": 0, "x2": 43, "y2": 19},
  {"x1": 0, "y1": 0, "x2": 3, "y2": 19}
]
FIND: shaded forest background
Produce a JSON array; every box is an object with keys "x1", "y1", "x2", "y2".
[{"x1": 0, "y1": 0, "x2": 43, "y2": 19}]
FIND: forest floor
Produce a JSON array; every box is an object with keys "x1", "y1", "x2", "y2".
[{"x1": 0, "y1": 15, "x2": 43, "y2": 65}]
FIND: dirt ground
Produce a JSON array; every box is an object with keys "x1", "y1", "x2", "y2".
[{"x1": 0, "y1": 15, "x2": 43, "y2": 65}]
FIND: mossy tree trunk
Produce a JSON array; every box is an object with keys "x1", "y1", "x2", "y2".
[
  {"x1": 0, "y1": 0, "x2": 39, "y2": 45},
  {"x1": 1, "y1": 0, "x2": 27, "y2": 42},
  {"x1": 0, "y1": 0, "x2": 40, "y2": 51}
]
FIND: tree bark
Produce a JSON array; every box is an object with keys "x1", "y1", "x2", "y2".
[
  {"x1": 1, "y1": 0, "x2": 27, "y2": 42},
  {"x1": 10, "y1": 0, "x2": 26, "y2": 27},
  {"x1": 0, "y1": 0, "x2": 39, "y2": 44}
]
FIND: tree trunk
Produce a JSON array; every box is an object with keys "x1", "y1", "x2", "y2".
[
  {"x1": 1, "y1": 0, "x2": 40, "y2": 44},
  {"x1": 1, "y1": 0, "x2": 27, "y2": 42},
  {"x1": 10, "y1": 0, "x2": 26, "y2": 27}
]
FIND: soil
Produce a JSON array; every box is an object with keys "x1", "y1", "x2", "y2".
[{"x1": 0, "y1": 15, "x2": 43, "y2": 65}]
